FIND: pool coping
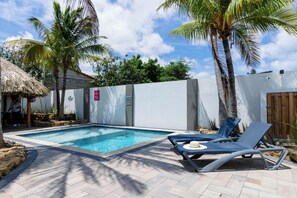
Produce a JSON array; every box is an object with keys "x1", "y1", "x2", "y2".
[{"x1": 4, "y1": 124, "x2": 188, "y2": 158}]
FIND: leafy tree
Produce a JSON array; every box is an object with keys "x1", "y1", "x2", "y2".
[
  {"x1": 160, "y1": 60, "x2": 191, "y2": 82},
  {"x1": 91, "y1": 56, "x2": 120, "y2": 86},
  {"x1": 92, "y1": 55, "x2": 191, "y2": 86},
  {"x1": 118, "y1": 55, "x2": 145, "y2": 85},
  {"x1": 143, "y1": 58, "x2": 162, "y2": 82},
  {"x1": 249, "y1": 69, "x2": 257, "y2": 75}
]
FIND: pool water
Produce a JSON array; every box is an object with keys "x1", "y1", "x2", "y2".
[{"x1": 20, "y1": 127, "x2": 170, "y2": 153}]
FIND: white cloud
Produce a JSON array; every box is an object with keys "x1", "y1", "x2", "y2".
[
  {"x1": 259, "y1": 30, "x2": 297, "y2": 72},
  {"x1": 0, "y1": 1, "x2": 31, "y2": 23},
  {"x1": 5, "y1": 31, "x2": 34, "y2": 41},
  {"x1": 0, "y1": 0, "x2": 54, "y2": 26},
  {"x1": 191, "y1": 71, "x2": 211, "y2": 78},
  {"x1": 93, "y1": 0, "x2": 174, "y2": 57}
]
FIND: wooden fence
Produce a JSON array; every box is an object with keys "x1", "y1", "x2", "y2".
[{"x1": 267, "y1": 92, "x2": 297, "y2": 139}]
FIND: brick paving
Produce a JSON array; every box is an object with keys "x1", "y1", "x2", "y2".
[{"x1": 1, "y1": 139, "x2": 297, "y2": 198}]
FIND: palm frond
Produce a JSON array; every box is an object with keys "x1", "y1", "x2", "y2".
[
  {"x1": 74, "y1": 35, "x2": 101, "y2": 48},
  {"x1": 78, "y1": 43, "x2": 111, "y2": 56},
  {"x1": 65, "y1": 0, "x2": 99, "y2": 34},
  {"x1": 170, "y1": 21, "x2": 209, "y2": 41},
  {"x1": 23, "y1": 44, "x2": 51, "y2": 65},
  {"x1": 226, "y1": 0, "x2": 294, "y2": 22},
  {"x1": 233, "y1": 26, "x2": 260, "y2": 67},
  {"x1": 238, "y1": 6, "x2": 297, "y2": 35},
  {"x1": 28, "y1": 17, "x2": 50, "y2": 41}
]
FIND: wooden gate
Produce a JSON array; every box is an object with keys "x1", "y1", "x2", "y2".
[{"x1": 267, "y1": 92, "x2": 297, "y2": 139}]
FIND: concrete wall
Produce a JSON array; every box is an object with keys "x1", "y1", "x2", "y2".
[
  {"x1": 134, "y1": 80, "x2": 188, "y2": 130},
  {"x1": 89, "y1": 86, "x2": 126, "y2": 125},
  {"x1": 198, "y1": 71, "x2": 297, "y2": 128},
  {"x1": 25, "y1": 89, "x2": 84, "y2": 119},
  {"x1": 24, "y1": 71, "x2": 297, "y2": 130},
  {"x1": 197, "y1": 77, "x2": 219, "y2": 128},
  {"x1": 30, "y1": 93, "x2": 53, "y2": 113},
  {"x1": 62, "y1": 89, "x2": 84, "y2": 119}
]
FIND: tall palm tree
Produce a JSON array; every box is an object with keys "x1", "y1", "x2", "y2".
[
  {"x1": 159, "y1": 0, "x2": 297, "y2": 118},
  {"x1": 7, "y1": 1, "x2": 109, "y2": 120},
  {"x1": 158, "y1": 0, "x2": 230, "y2": 124},
  {"x1": 6, "y1": 17, "x2": 63, "y2": 117},
  {"x1": 52, "y1": 2, "x2": 109, "y2": 119}
]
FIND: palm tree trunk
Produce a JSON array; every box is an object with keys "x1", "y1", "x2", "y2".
[
  {"x1": 0, "y1": 58, "x2": 5, "y2": 148},
  {"x1": 53, "y1": 67, "x2": 60, "y2": 117},
  {"x1": 210, "y1": 29, "x2": 228, "y2": 125},
  {"x1": 222, "y1": 38, "x2": 238, "y2": 117},
  {"x1": 58, "y1": 64, "x2": 67, "y2": 120}
]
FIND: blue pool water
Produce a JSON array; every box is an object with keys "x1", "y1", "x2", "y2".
[{"x1": 20, "y1": 127, "x2": 170, "y2": 153}]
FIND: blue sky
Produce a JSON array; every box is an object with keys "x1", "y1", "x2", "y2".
[{"x1": 1, "y1": 0, "x2": 297, "y2": 77}]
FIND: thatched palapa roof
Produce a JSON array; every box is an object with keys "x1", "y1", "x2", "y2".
[{"x1": 1, "y1": 58, "x2": 49, "y2": 97}]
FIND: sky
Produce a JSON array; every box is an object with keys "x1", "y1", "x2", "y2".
[{"x1": 1, "y1": 0, "x2": 297, "y2": 78}]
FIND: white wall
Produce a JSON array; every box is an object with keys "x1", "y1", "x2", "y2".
[
  {"x1": 90, "y1": 86, "x2": 126, "y2": 125},
  {"x1": 23, "y1": 89, "x2": 84, "y2": 119},
  {"x1": 23, "y1": 71, "x2": 297, "y2": 130},
  {"x1": 197, "y1": 71, "x2": 297, "y2": 128},
  {"x1": 62, "y1": 89, "x2": 84, "y2": 119},
  {"x1": 197, "y1": 77, "x2": 218, "y2": 128},
  {"x1": 134, "y1": 81, "x2": 188, "y2": 130},
  {"x1": 30, "y1": 92, "x2": 53, "y2": 113}
]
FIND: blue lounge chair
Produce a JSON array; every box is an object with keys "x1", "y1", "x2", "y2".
[
  {"x1": 168, "y1": 117, "x2": 241, "y2": 146},
  {"x1": 175, "y1": 122, "x2": 288, "y2": 172}
]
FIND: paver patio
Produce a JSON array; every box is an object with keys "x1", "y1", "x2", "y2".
[{"x1": 1, "y1": 137, "x2": 297, "y2": 198}]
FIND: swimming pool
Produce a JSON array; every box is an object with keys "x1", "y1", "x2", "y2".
[{"x1": 20, "y1": 126, "x2": 171, "y2": 153}]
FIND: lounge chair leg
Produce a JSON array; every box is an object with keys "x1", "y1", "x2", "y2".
[
  {"x1": 182, "y1": 152, "x2": 201, "y2": 172},
  {"x1": 271, "y1": 148, "x2": 288, "y2": 170},
  {"x1": 190, "y1": 154, "x2": 203, "y2": 160}
]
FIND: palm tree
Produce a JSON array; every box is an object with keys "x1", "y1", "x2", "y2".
[
  {"x1": 52, "y1": 2, "x2": 109, "y2": 119},
  {"x1": 7, "y1": 1, "x2": 109, "y2": 120},
  {"x1": 159, "y1": 0, "x2": 297, "y2": 118},
  {"x1": 6, "y1": 17, "x2": 63, "y2": 117},
  {"x1": 158, "y1": 1, "x2": 230, "y2": 124}
]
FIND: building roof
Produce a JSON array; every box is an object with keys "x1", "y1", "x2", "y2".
[{"x1": 1, "y1": 58, "x2": 49, "y2": 97}]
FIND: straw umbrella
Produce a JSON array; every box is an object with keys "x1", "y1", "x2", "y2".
[{"x1": 0, "y1": 58, "x2": 49, "y2": 127}]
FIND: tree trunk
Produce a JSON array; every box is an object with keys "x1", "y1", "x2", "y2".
[
  {"x1": 0, "y1": 58, "x2": 5, "y2": 148},
  {"x1": 58, "y1": 64, "x2": 67, "y2": 120},
  {"x1": 53, "y1": 67, "x2": 60, "y2": 117},
  {"x1": 222, "y1": 38, "x2": 238, "y2": 117},
  {"x1": 210, "y1": 28, "x2": 228, "y2": 125}
]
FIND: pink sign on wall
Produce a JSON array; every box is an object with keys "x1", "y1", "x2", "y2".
[{"x1": 94, "y1": 90, "x2": 100, "y2": 101}]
